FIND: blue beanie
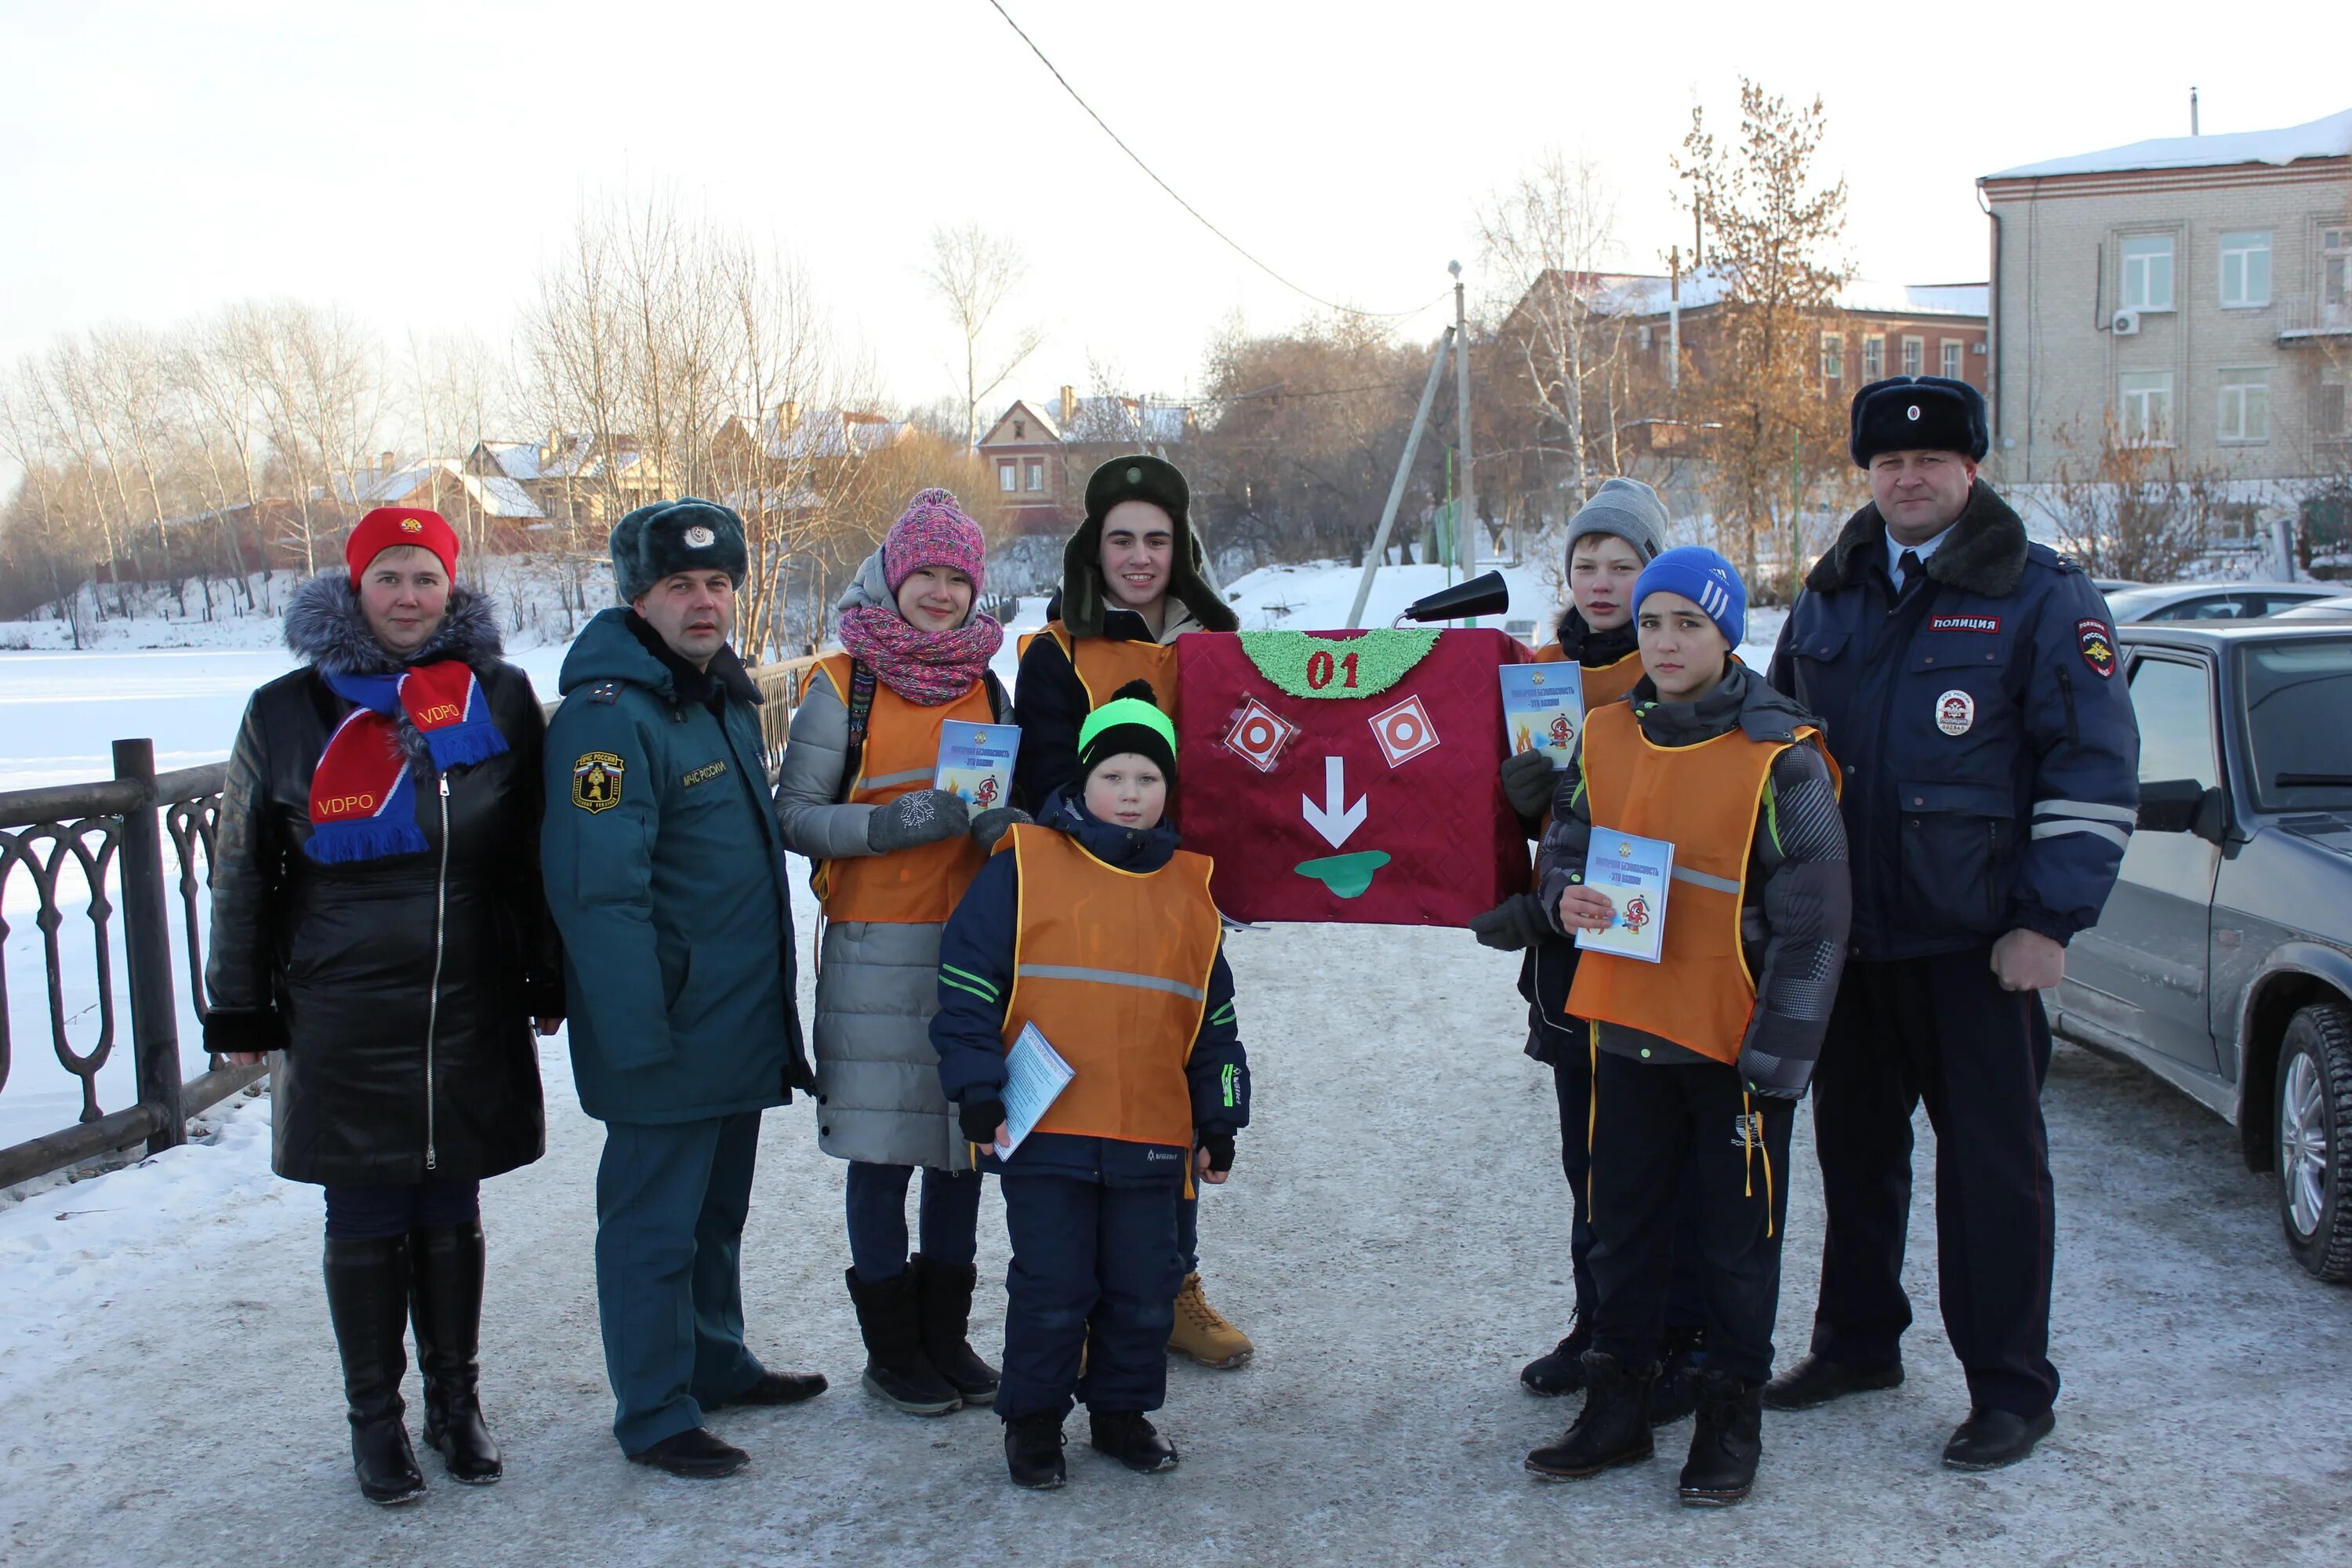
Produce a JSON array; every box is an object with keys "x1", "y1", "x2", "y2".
[{"x1": 1633, "y1": 546, "x2": 1746, "y2": 648}]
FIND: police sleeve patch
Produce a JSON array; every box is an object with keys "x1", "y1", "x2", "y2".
[
  {"x1": 572, "y1": 751, "x2": 625, "y2": 811},
  {"x1": 2077, "y1": 619, "x2": 2117, "y2": 679}
]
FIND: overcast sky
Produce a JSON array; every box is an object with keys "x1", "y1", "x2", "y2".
[{"x1": 2, "y1": 0, "x2": 2343, "y2": 432}]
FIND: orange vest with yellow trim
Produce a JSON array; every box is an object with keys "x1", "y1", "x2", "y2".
[
  {"x1": 1000, "y1": 823, "x2": 1219, "y2": 1149},
  {"x1": 808, "y1": 653, "x2": 992, "y2": 924},
  {"x1": 1565, "y1": 701, "x2": 1830, "y2": 1065},
  {"x1": 1020, "y1": 620, "x2": 1179, "y2": 715}
]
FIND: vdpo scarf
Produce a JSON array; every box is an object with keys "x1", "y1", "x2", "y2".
[
  {"x1": 835, "y1": 603, "x2": 1004, "y2": 707},
  {"x1": 304, "y1": 662, "x2": 508, "y2": 863}
]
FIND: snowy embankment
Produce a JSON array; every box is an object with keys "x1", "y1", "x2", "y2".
[{"x1": 2, "y1": 907, "x2": 2348, "y2": 1566}]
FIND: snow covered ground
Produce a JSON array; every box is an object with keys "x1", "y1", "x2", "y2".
[{"x1": 2, "y1": 909, "x2": 2347, "y2": 1566}]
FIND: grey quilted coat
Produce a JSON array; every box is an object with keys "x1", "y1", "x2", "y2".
[{"x1": 775, "y1": 551, "x2": 1006, "y2": 1171}]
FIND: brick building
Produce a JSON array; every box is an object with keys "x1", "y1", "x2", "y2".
[{"x1": 1978, "y1": 107, "x2": 2352, "y2": 488}]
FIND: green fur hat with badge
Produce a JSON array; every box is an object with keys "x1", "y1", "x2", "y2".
[{"x1": 1057, "y1": 454, "x2": 1240, "y2": 637}]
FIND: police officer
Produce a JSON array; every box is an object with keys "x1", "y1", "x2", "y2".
[
  {"x1": 1765, "y1": 378, "x2": 2138, "y2": 1470},
  {"x1": 542, "y1": 499, "x2": 826, "y2": 1477}
]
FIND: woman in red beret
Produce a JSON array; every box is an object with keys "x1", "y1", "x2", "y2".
[{"x1": 204, "y1": 507, "x2": 563, "y2": 1506}]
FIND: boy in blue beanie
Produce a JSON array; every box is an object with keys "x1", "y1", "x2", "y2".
[{"x1": 1526, "y1": 546, "x2": 1852, "y2": 1507}]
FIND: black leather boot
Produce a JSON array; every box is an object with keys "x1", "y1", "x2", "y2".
[
  {"x1": 1648, "y1": 1324, "x2": 1706, "y2": 1426},
  {"x1": 408, "y1": 1221, "x2": 501, "y2": 1484},
  {"x1": 1679, "y1": 1368, "x2": 1764, "y2": 1506},
  {"x1": 844, "y1": 1267, "x2": 961, "y2": 1414},
  {"x1": 911, "y1": 1253, "x2": 999, "y2": 1407},
  {"x1": 1761, "y1": 1352, "x2": 1904, "y2": 1411},
  {"x1": 1524, "y1": 1352, "x2": 1658, "y2": 1479},
  {"x1": 1004, "y1": 1410, "x2": 1067, "y2": 1489},
  {"x1": 1089, "y1": 1409, "x2": 1180, "y2": 1473},
  {"x1": 323, "y1": 1234, "x2": 426, "y2": 1506},
  {"x1": 1520, "y1": 1318, "x2": 1592, "y2": 1396}
]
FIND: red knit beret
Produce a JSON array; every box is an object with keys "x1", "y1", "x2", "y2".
[{"x1": 346, "y1": 507, "x2": 459, "y2": 586}]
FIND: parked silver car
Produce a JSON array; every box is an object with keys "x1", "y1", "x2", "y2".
[
  {"x1": 2052, "y1": 622, "x2": 2352, "y2": 1279},
  {"x1": 2102, "y1": 581, "x2": 2352, "y2": 624}
]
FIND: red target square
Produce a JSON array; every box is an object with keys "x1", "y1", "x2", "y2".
[
  {"x1": 1222, "y1": 697, "x2": 1301, "y2": 775},
  {"x1": 1367, "y1": 694, "x2": 1439, "y2": 768}
]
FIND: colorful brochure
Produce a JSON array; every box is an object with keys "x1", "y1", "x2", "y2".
[
  {"x1": 935, "y1": 722, "x2": 1021, "y2": 811},
  {"x1": 1571, "y1": 827, "x2": 1674, "y2": 964},
  {"x1": 994, "y1": 1022, "x2": 1075, "y2": 1158},
  {"x1": 1499, "y1": 663, "x2": 1584, "y2": 767}
]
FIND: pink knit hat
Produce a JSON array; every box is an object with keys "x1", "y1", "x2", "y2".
[{"x1": 883, "y1": 488, "x2": 987, "y2": 594}]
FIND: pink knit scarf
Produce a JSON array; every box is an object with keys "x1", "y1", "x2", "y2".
[{"x1": 836, "y1": 604, "x2": 1005, "y2": 706}]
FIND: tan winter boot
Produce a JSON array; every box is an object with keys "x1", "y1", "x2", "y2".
[{"x1": 1168, "y1": 1272, "x2": 1253, "y2": 1368}]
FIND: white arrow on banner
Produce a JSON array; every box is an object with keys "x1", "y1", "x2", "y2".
[{"x1": 1300, "y1": 755, "x2": 1368, "y2": 848}]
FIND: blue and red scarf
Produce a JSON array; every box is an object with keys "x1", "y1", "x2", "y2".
[{"x1": 303, "y1": 662, "x2": 508, "y2": 864}]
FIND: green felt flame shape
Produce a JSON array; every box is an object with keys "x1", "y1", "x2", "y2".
[{"x1": 1236, "y1": 629, "x2": 1439, "y2": 699}]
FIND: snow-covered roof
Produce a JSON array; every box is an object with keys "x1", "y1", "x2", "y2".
[
  {"x1": 1061, "y1": 396, "x2": 1189, "y2": 445},
  {"x1": 1569, "y1": 270, "x2": 1984, "y2": 320},
  {"x1": 760, "y1": 408, "x2": 906, "y2": 461},
  {"x1": 328, "y1": 458, "x2": 546, "y2": 518},
  {"x1": 477, "y1": 441, "x2": 543, "y2": 482},
  {"x1": 1984, "y1": 107, "x2": 2352, "y2": 180}
]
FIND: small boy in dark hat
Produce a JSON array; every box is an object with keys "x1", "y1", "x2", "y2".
[{"x1": 931, "y1": 680, "x2": 1250, "y2": 1489}]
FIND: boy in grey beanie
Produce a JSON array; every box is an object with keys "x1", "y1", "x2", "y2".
[{"x1": 1563, "y1": 477, "x2": 1668, "y2": 561}]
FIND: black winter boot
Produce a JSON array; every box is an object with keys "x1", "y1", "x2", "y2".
[
  {"x1": 844, "y1": 1266, "x2": 960, "y2": 1415},
  {"x1": 1004, "y1": 1410, "x2": 1067, "y2": 1489},
  {"x1": 1089, "y1": 1409, "x2": 1179, "y2": 1473},
  {"x1": 1648, "y1": 1324, "x2": 1706, "y2": 1426},
  {"x1": 1679, "y1": 1369, "x2": 1764, "y2": 1506},
  {"x1": 408, "y1": 1221, "x2": 502, "y2": 1484},
  {"x1": 1520, "y1": 1318, "x2": 1593, "y2": 1396},
  {"x1": 911, "y1": 1253, "x2": 999, "y2": 1406},
  {"x1": 323, "y1": 1234, "x2": 426, "y2": 1506},
  {"x1": 1524, "y1": 1352, "x2": 1657, "y2": 1479}
]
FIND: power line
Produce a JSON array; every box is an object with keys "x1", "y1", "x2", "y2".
[{"x1": 981, "y1": 0, "x2": 1446, "y2": 322}]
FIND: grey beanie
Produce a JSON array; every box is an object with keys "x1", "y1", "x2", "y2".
[{"x1": 1563, "y1": 477, "x2": 1667, "y2": 563}]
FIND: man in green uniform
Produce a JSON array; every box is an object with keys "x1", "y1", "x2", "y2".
[{"x1": 542, "y1": 499, "x2": 824, "y2": 1477}]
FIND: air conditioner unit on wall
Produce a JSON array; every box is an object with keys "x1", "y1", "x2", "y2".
[{"x1": 2112, "y1": 310, "x2": 2141, "y2": 336}]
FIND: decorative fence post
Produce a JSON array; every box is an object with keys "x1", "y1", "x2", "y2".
[{"x1": 113, "y1": 739, "x2": 186, "y2": 1154}]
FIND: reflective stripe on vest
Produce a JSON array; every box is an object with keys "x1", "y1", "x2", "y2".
[
  {"x1": 1026, "y1": 620, "x2": 1179, "y2": 714},
  {"x1": 808, "y1": 653, "x2": 991, "y2": 923},
  {"x1": 1003, "y1": 823, "x2": 1219, "y2": 1148},
  {"x1": 1564, "y1": 702, "x2": 1828, "y2": 1065}
]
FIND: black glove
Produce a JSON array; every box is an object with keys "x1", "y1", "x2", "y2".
[
  {"x1": 1198, "y1": 1133, "x2": 1235, "y2": 1174},
  {"x1": 868, "y1": 789, "x2": 971, "y2": 853},
  {"x1": 1500, "y1": 746, "x2": 1559, "y2": 821},
  {"x1": 1737, "y1": 1044, "x2": 1812, "y2": 1101},
  {"x1": 1468, "y1": 893, "x2": 1551, "y2": 952},
  {"x1": 969, "y1": 806, "x2": 1031, "y2": 855},
  {"x1": 959, "y1": 1096, "x2": 1007, "y2": 1143}
]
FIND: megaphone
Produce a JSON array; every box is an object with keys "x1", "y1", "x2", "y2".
[{"x1": 1399, "y1": 570, "x2": 1511, "y2": 625}]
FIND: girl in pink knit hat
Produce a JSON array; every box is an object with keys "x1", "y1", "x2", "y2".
[{"x1": 774, "y1": 488, "x2": 1022, "y2": 1416}]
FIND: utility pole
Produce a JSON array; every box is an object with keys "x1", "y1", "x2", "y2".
[
  {"x1": 1668, "y1": 243, "x2": 1682, "y2": 393},
  {"x1": 1450, "y1": 260, "x2": 1475, "y2": 591},
  {"x1": 1345, "y1": 326, "x2": 1454, "y2": 629}
]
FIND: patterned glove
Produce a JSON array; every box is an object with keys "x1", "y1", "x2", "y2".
[
  {"x1": 959, "y1": 1096, "x2": 1007, "y2": 1143},
  {"x1": 1468, "y1": 893, "x2": 1551, "y2": 952},
  {"x1": 969, "y1": 806, "x2": 1031, "y2": 855},
  {"x1": 1500, "y1": 746, "x2": 1559, "y2": 821},
  {"x1": 868, "y1": 789, "x2": 971, "y2": 853},
  {"x1": 1737, "y1": 1044, "x2": 1813, "y2": 1101}
]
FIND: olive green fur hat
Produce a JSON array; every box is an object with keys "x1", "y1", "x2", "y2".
[{"x1": 1057, "y1": 453, "x2": 1239, "y2": 637}]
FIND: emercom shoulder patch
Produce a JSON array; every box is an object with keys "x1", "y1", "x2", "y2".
[{"x1": 572, "y1": 751, "x2": 625, "y2": 812}]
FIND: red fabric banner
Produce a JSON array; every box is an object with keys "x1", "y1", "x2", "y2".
[{"x1": 1175, "y1": 628, "x2": 1530, "y2": 926}]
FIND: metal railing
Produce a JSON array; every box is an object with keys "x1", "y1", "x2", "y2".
[{"x1": 0, "y1": 740, "x2": 267, "y2": 1190}]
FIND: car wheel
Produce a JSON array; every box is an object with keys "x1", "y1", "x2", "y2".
[{"x1": 2276, "y1": 1002, "x2": 2352, "y2": 1283}]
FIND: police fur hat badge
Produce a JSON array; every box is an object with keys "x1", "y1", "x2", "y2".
[
  {"x1": 610, "y1": 498, "x2": 749, "y2": 603},
  {"x1": 1849, "y1": 376, "x2": 1989, "y2": 467}
]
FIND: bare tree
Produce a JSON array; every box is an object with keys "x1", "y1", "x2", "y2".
[
  {"x1": 234, "y1": 301, "x2": 384, "y2": 576},
  {"x1": 1476, "y1": 150, "x2": 1627, "y2": 513},
  {"x1": 2043, "y1": 416, "x2": 2219, "y2": 583},
  {"x1": 922, "y1": 223, "x2": 1043, "y2": 452}
]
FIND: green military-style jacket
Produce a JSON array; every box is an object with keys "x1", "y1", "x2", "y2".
[{"x1": 540, "y1": 608, "x2": 810, "y2": 1123}]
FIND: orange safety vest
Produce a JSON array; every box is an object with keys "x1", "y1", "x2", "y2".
[
  {"x1": 1534, "y1": 640, "x2": 1645, "y2": 706},
  {"x1": 999, "y1": 823, "x2": 1219, "y2": 1149},
  {"x1": 807, "y1": 653, "x2": 993, "y2": 923},
  {"x1": 1565, "y1": 701, "x2": 1831, "y2": 1065},
  {"x1": 1019, "y1": 620, "x2": 1179, "y2": 715}
]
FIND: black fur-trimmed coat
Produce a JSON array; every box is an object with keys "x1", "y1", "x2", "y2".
[{"x1": 204, "y1": 574, "x2": 560, "y2": 1186}]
